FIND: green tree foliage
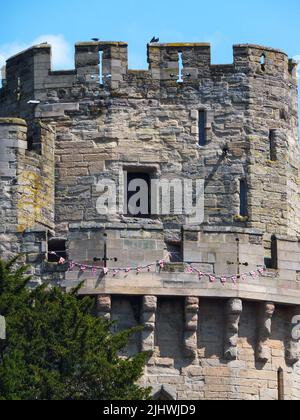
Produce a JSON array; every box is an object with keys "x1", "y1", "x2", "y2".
[{"x1": 0, "y1": 257, "x2": 151, "y2": 400}]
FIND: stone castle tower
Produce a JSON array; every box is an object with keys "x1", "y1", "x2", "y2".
[{"x1": 0, "y1": 40, "x2": 300, "y2": 400}]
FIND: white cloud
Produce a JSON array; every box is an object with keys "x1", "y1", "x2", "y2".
[
  {"x1": 0, "y1": 34, "x2": 73, "y2": 72},
  {"x1": 33, "y1": 35, "x2": 73, "y2": 69}
]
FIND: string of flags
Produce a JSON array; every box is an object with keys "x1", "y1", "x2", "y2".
[{"x1": 49, "y1": 252, "x2": 266, "y2": 285}]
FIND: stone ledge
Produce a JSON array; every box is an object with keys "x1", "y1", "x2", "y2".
[
  {"x1": 275, "y1": 234, "x2": 299, "y2": 243},
  {"x1": 73, "y1": 273, "x2": 300, "y2": 305},
  {"x1": 0, "y1": 118, "x2": 27, "y2": 126},
  {"x1": 68, "y1": 221, "x2": 163, "y2": 231}
]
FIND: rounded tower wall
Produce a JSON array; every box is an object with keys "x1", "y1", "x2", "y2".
[{"x1": 0, "y1": 41, "x2": 300, "y2": 400}]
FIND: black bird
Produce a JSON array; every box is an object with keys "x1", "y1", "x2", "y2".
[
  {"x1": 91, "y1": 38, "x2": 99, "y2": 42},
  {"x1": 150, "y1": 36, "x2": 159, "y2": 43}
]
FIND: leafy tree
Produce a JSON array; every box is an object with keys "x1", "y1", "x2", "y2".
[{"x1": 0, "y1": 257, "x2": 151, "y2": 400}]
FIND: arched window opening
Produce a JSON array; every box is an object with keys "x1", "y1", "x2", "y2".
[{"x1": 153, "y1": 386, "x2": 176, "y2": 401}]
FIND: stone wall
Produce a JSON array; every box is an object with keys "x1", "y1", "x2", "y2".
[
  {"x1": 112, "y1": 297, "x2": 300, "y2": 401},
  {"x1": 1, "y1": 40, "x2": 300, "y2": 400},
  {"x1": 1, "y1": 42, "x2": 298, "y2": 239}
]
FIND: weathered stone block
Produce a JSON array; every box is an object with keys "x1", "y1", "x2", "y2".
[{"x1": 0, "y1": 315, "x2": 5, "y2": 340}]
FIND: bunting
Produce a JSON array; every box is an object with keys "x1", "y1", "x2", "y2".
[{"x1": 49, "y1": 252, "x2": 266, "y2": 285}]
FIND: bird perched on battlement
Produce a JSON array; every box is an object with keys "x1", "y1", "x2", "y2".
[{"x1": 150, "y1": 36, "x2": 159, "y2": 43}]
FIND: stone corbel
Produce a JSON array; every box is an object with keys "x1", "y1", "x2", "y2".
[
  {"x1": 257, "y1": 302, "x2": 275, "y2": 363},
  {"x1": 224, "y1": 299, "x2": 243, "y2": 360},
  {"x1": 141, "y1": 296, "x2": 157, "y2": 352},
  {"x1": 184, "y1": 297, "x2": 199, "y2": 358},
  {"x1": 96, "y1": 295, "x2": 112, "y2": 321},
  {"x1": 286, "y1": 307, "x2": 300, "y2": 365}
]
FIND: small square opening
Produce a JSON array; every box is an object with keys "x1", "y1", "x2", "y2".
[{"x1": 48, "y1": 239, "x2": 67, "y2": 262}]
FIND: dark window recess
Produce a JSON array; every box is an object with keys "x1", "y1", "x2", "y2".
[
  {"x1": 48, "y1": 239, "x2": 67, "y2": 262},
  {"x1": 271, "y1": 235, "x2": 278, "y2": 269},
  {"x1": 27, "y1": 125, "x2": 40, "y2": 152},
  {"x1": 269, "y1": 130, "x2": 277, "y2": 161},
  {"x1": 278, "y1": 368, "x2": 285, "y2": 401},
  {"x1": 260, "y1": 54, "x2": 266, "y2": 71},
  {"x1": 154, "y1": 389, "x2": 174, "y2": 401},
  {"x1": 264, "y1": 257, "x2": 273, "y2": 270},
  {"x1": 264, "y1": 236, "x2": 278, "y2": 269},
  {"x1": 27, "y1": 134, "x2": 34, "y2": 151},
  {"x1": 198, "y1": 110, "x2": 207, "y2": 146},
  {"x1": 239, "y1": 180, "x2": 247, "y2": 217},
  {"x1": 126, "y1": 172, "x2": 151, "y2": 217}
]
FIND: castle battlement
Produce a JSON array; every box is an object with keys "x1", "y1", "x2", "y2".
[
  {"x1": 0, "y1": 41, "x2": 297, "y2": 104},
  {"x1": 1, "y1": 40, "x2": 300, "y2": 400}
]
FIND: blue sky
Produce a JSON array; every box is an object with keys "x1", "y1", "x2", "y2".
[{"x1": 1, "y1": 0, "x2": 300, "y2": 71}]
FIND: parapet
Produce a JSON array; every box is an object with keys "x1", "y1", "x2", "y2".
[
  {"x1": 147, "y1": 42, "x2": 211, "y2": 80},
  {"x1": 233, "y1": 44, "x2": 291, "y2": 76},
  {"x1": 75, "y1": 41, "x2": 128, "y2": 86}
]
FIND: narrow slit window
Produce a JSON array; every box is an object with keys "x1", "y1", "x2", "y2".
[
  {"x1": 264, "y1": 235, "x2": 278, "y2": 269},
  {"x1": 278, "y1": 368, "x2": 284, "y2": 401},
  {"x1": 271, "y1": 235, "x2": 278, "y2": 269},
  {"x1": 239, "y1": 180, "x2": 247, "y2": 217},
  {"x1": 177, "y1": 52, "x2": 183, "y2": 83},
  {"x1": 269, "y1": 130, "x2": 277, "y2": 161},
  {"x1": 261, "y1": 54, "x2": 266, "y2": 71},
  {"x1": 198, "y1": 110, "x2": 207, "y2": 146},
  {"x1": 99, "y1": 50, "x2": 104, "y2": 85},
  {"x1": 166, "y1": 241, "x2": 183, "y2": 263}
]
